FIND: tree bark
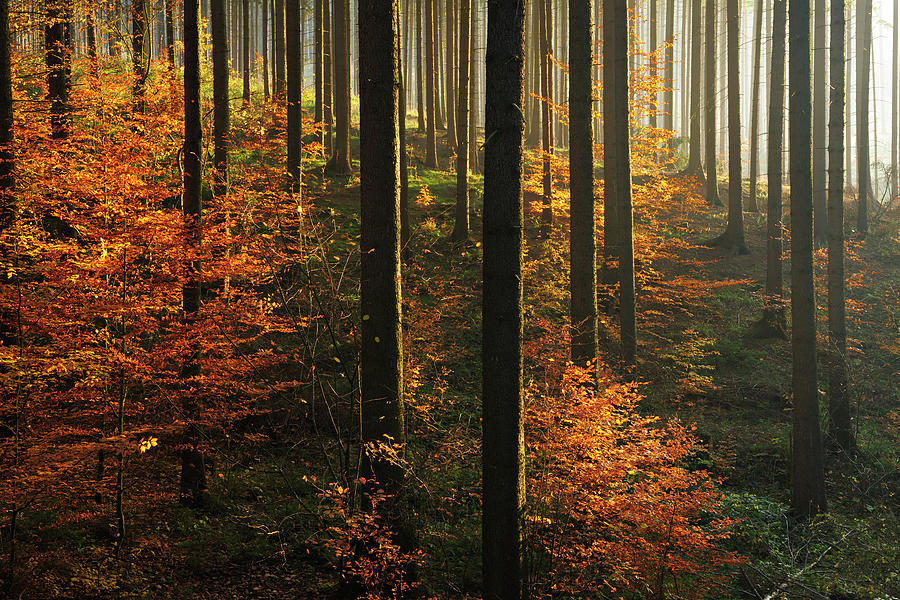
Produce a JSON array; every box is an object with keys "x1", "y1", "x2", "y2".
[
  {"x1": 424, "y1": 0, "x2": 438, "y2": 167},
  {"x1": 445, "y1": 0, "x2": 456, "y2": 148},
  {"x1": 131, "y1": 0, "x2": 145, "y2": 113},
  {"x1": 275, "y1": 0, "x2": 285, "y2": 97},
  {"x1": 685, "y1": 0, "x2": 702, "y2": 174},
  {"x1": 812, "y1": 0, "x2": 827, "y2": 244},
  {"x1": 452, "y1": 0, "x2": 471, "y2": 242},
  {"x1": 855, "y1": 0, "x2": 871, "y2": 236},
  {"x1": 0, "y1": 0, "x2": 14, "y2": 232},
  {"x1": 569, "y1": 0, "x2": 597, "y2": 369},
  {"x1": 539, "y1": 0, "x2": 553, "y2": 237},
  {"x1": 789, "y1": 0, "x2": 827, "y2": 519},
  {"x1": 663, "y1": 0, "x2": 674, "y2": 132},
  {"x1": 46, "y1": 0, "x2": 72, "y2": 138},
  {"x1": 482, "y1": 0, "x2": 526, "y2": 595},
  {"x1": 324, "y1": 0, "x2": 333, "y2": 154},
  {"x1": 605, "y1": 0, "x2": 635, "y2": 364},
  {"x1": 704, "y1": 0, "x2": 719, "y2": 205},
  {"x1": 242, "y1": 0, "x2": 251, "y2": 105},
  {"x1": 286, "y1": 0, "x2": 302, "y2": 190},
  {"x1": 893, "y1": 0, "x2": 898, "y2": 200},
  {"x1": 416, "y1": 0, "x2": 425, "y2": 132},
  {"x1": 827, "y1": 0, "x2": 853, "y2": 454},
  {"x1": 212, "y1": 0, "x2": 229, "y2": 197},
  {"x1": 326, "y1": 0, "x2": 351, "y2": 173},
  {"x1": 748, "y1": 0, "x2": 763, "y2": 212},
  {"x1": 264, "y1": 0, "x2": 270, "y2": 100}
]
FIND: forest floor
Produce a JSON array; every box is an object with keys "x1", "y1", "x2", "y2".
[{"x1": 13, "y1": 112, "x2": 900, "y2": 599}]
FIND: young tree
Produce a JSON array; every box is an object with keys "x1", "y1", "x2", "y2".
[
  {"x1": 212, "y1": 0, "x2": 229, "y2": 197},
  {"x1": 789, "y1": 0, "x2": 826, "y2": 519},
  {"x1": 828, "y1": 0, "x2": 853, "y2": 454},
  {"x1": 358, "y1": 0, "x2": 409, "y2": 543},
  {"x1": 482, "y1": 0, "x2": 526, "y2": 595},
  {"x1": 539, "y1": 0, "x2": 553, "y2": 237},
  {"x1": 605, "y1": 0, "x2": 635, "y2": 365},
  {"x1": 747, "y1": 0, "x2": 763, "y2": 212},
  {"x1": 569, "y1": 0, "x2": 597, "y2": 370},
  {"x1": 812, "y1": 0, "x2": 827, "y2": 244},
  {"x1": 327, "y1": 0, "x2": 352, "y2": 173},
  {"x1": 424, "y1": 0, "x2": 438, "y2": 167},
  {"x1": 451, "y1": 0, "x2": 471, "y2": 242},
  {"x1": 181, "y1": 0, "x2": 207, "y2": 508},
  {"x1": 286, "y1": 0, "x2": 302, "y2": 189},
  {"x1": 704, "y1": 0, "x2": 720, "y2": 205},
  {"x1": 855, "y1": 0, "x2": 871, "y2": 236},
  {"x1": 684, "y1": 0, "x2": 702, "y2": 174}
]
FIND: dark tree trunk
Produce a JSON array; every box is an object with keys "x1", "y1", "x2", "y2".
[
  {"x1": 242, "y1": 0, "x2": 251, "y2": 104},
  {"x1": 324, "y1": 0, "x2": 333, "y2": 154},
  {"x1": 212, "y1": 0, "x2": 229, "y2": 197},
  {"x1": 482, "y1": 0, "x2": 526, "y2": 595},
  {"x1": 46, "y1": 0, "x2": 71, "y2": 138},
  {"x1": 569, "y1": 0, "x2": 597, "y2": 369},
  {"x1": 855, "y1": 0, "x2": 871, "y2": 236},
  {"x1": 755, "y1": 0, "x2": 786, "y2": 338},
  {"x1": 605, "y1": 0, "x2": 635, "y2": 364},
  {"x1": 685, "y1": 0, "x2": 702, "y2": 174},
  {"x1": 359, "y1": 0, "x2": 412, "y2": 555},
  {"x1": 313, "y1": 0, "x2": 321, "y2": 113},
  {"x1": 424, "y1": 0, "x2": 438, "y2": 167},
  {"x1": 400, "y1": 28, "x2": 411, "y2": 254},
  {"x1": 451, "y1": 0, "x2": 471, "y2": 242},
  {"x1": 326, "y1": 0, "x2": 351, "y2": 173},
  {"x1": 0, "y1": 0, "x2": 14, "y2": 232},
  {"x1": 87, "y1": 2, "x2": 100, "y2": 78},
  {"x1": 704, "y1": 0, "x2": 719, "y2": 205},
  {"x1": 748, "y1": 0, "x2": 763, "y2": 212},
  {"x1": 827, "y1": 0, "x2": 853, "y2": 454},
  {"x1": 539, "y1": 0, "x2": 552, "y2": 237},
  {"x1": 416, "y1": 0, "x2": 425, "y2": 132},
  {"x1": 165, "y1": 0, "x2": 175, "y2": 67},
  {"x1": 789, "y1": 0, "x2": 826, "y2": 519},
  {"x1": 286, "y1": 0, "x2": 301, "y2": 189},
  {"x1": 663, "y1": 0, "x2": 674, "y2": 132},
  {"x1": 812, "y1": 0, "x2": 827, "y2": 244},
  {"x1": 275, "y1": 0, "x2": 285, "y2": 97},
  {"x1": 180, "y1": 0, "x2": 207, "y2": 508},
  {"x1": 132, "y1": 0, "x2": 145, "y2": 113},
  {"x1": 263, "y1": 0, "x2": 270, "y2": 100},
  {"x1": 445, "y1": 0, "x2": 456, "y2": 148}
]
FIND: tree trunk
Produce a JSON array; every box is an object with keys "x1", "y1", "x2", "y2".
[
  {"x1": 663, "y1": 0, "x2": 674, "y2": 132},
  {"x1": 212, "y1": 0, "x2": 229, "y2": 197},
  {"x1": 755, "y1": 0, "x2": 786, "y2": 338},
  {"x1": 452, "y1": 0, "x2": 471, "y2": 242},
  {"x1": 789, "y1": 0, "x2": 826, "y2": 519},
  {"x1": 649, "y1": 0, "x2": 657, "y2": 130},
  {"x1": 539, "y1": 0, "x2": 552, "y2": 237},
  {"x1": 0, "y1": 0, "x2": 14, "y2": 232},
  {"x1": 400, "y1": 23, "x2": 411, "y2": 254},
  {"x1": 893, "y1": 0, "x2": 898, "y2": 200},
  {"x1": 263, "y1": 0, "x2": 270, "y2": 100},
  {"x1": 46, "y1": 0, "x2": 71, "y2": 138},
  {"x1": 416, "y1": 0, "x2": 425, "y2": 132},
  {"x1": 605, "y1": 0, "x2": 635, "y2": 365},
  {"x1": 812, "y1": 0, "x2": 827, "y2": 244},
  {"x1": 748, "y1": 0, "x2": 763, "y2": 212},
  {"x1": 704, "y1": 0, "x2": 719, "y2": 205},
  {"x1": 324, "y1": 0, "x2": 333, "y2": 154},
  {"x1": 164, "y1": 0, "x2": 175, "y2": 67},
  {"x1": 326, "y1": 0, "x2": 351, "y2": 173},
  {"x1": 274, "y1": 0, "x2": 285, "y2": 97},
  {"x1": 445, "y1": 0, "x2": 456, "y2": 148},
  {"x1": 685, "y1": 0, "x2": 702, "y2": 174},
  {"x1": 242, "y1": 0, "x2": 251, "y2": 104},
  {"x1": 855, "y1": 0, "x2": 871, "y2": 236},
  {"x1": 132, "y1": 0, "x2": 145, "y2": 113},
  {"x1": 569, "y1": 0, "x2": 597, "y2": 370},
  {"x1": 424, "y1": 0, "x2": 438, "y2": 167},
  {"x1": 482, "y1": 0, "x2": 526, "y2": 595},
  {"x1": 286, "y1": 0, "x2": 302, "y2": 189},
  {"x1": 827, "y1": 0, "x2": 853, "y2": 454}
]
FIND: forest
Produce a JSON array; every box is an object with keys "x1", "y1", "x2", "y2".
[{"x1": 0, "y1": 0, "x2": 897, "y2": 596}]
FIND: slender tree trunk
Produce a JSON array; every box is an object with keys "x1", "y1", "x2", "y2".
[
  {"x1": 452, "y1": 0, "x2": 471, "y2": 242},
  {"x1": 0, "y1": 0, "x2": 14, "y2": 231},
  {"x1": 483, "y1": 0, "x2": 526, "y2": 595},
  {"x1": 286, "y1": 0, "x2": 302, "y2": 189},
  {"x1": 324, "y1": 0, "x2": 333, "y2": 154},
  {"x1": 400, "y1": 23, "x2": 411, "y2": 253},
  {"x1": 424, "y1": 0, "x2": 438, "y2": 167},
  {"x1": 86, "y1": 2, "x2": 100, "y2": 79},
  {"x1": 212, "y1": 0, "x2": 229, "y2": 196},
  {"x1": 326, "y1": 0, "x2": 351, "y2": 173},
  {"x1": 605, "y1": 0, "x2": 635, "y2": 364},
  {"x1": 416, "y1": 0, "x2": 425, "y2": 132},
  {"x1": 649, "y1": 0, "x2": 657, "y2": 129},
  {"x1": 893, "y1": 0, "x2": 899, "y2": 200},
  {"x1": 132, "y1": 0, "x2": 145, "y2": 113},
  {"x1": 313, "y1": 0, "x2": 321, "y2": 112},
  {"x1": 748, "y1": 0, "x2": 763, "y2": 212},
  {"x1": 789, "y1": 0, "x2": 826, "y2": 519},
  {"x1": 275, "y1": 0, "x2": 285, "y2": 97},
  {"x1": 724, "y1": 0, "x2": 746, "y2": 252},
  {"x1": 828, "y1": 0, "x2": 853, "y2": 454},
  {"x1": 181, "y1": 0, "x2": 207, "y2": 509},
  {"x1": 812, "y1": 0, "x2": 827, "y2": 243},
  {"x1": 242, "y1": 0, "x2": 251, "y2": 104},
  {"x1": 856, "y1": 0, "x2": 871, "y2": 236},
  {"x1": 445, "y1": 0, "x2": 456, "y2": 148},
  {"x1": 469, "y1": 0, "x2": 479, "y2": 172},
  {"x1": 663, "y1": 0, "x2": 674, "y2": 132},
  {"x1": 755, "y1": 0, "x2": 786, "y2": 337},
  {"x1": 539, "y1": 0, "x2": 552, "y2": 237},
  {"x1": 704, "y1": 0, "x2": 719, "y2": 205},
  {"x1": 263, "y1": 0, "x2": 270, "y2": 100},
  {"x1": 686, "y1": 0, "x2": 702, "y2": 174},
  {"x1": 164, "y1": 0, "x2": 175, "y2": 67},
  {"x1": 570, "y1": 0, "x2": 597, "y2": 369},
  {"x1": 46, "y1": 0, "x2": 72, "y2": 138}
]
